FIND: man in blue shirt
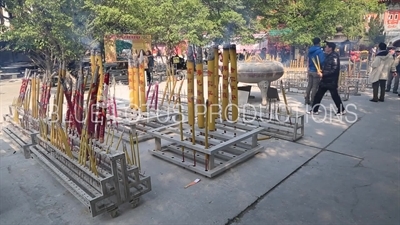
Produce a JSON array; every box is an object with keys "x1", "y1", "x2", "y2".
[{"x1": 305, "y1": 37, "x2": 325, "y2": 105}]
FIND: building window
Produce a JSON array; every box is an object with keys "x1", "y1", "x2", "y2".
[
  {"x1": 389, "y1": 14, "x2": 393, "y2": 20},
  {"x1": 395, "y1": 14, "x2": 398, "y2": 20}
]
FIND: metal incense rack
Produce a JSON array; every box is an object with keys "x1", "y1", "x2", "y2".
[
  {"x1": 233, "y1": 102, "x2": 305, "y2": 142},
  {"x1": 2, "y1": 53, "x2": 152, "y2": 218},
  {"x1": 147, "y1": 45, "x2": 264, "y2": 178}
]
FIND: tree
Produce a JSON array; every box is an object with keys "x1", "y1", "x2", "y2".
[
  {"x1": 201, "y1": 0, "x2": 263, "y2": 44},
  {"x1": 85, "y1": 0, "x2": 213, "y2": 52},
  {"x1": 258, "y1": 0, "x2": 384, "y2": 46},
  {"x1": 366, "y1": 16, "x2": 385, "y2": 46},
  {"x1": 0, "y1": 0, "x2": 88, "y2": 75},
  {"x1": 85, "y1": 0, "x2": 264, "y2": 51}
]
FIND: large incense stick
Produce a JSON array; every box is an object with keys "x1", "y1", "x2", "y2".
[
  {"x1": 222, "y1": 45, "x2": 230, "y2": 121},
  {"x1": 196, "y1": 46, "x2": 204, "y2": 128},
  {"x1": 229, "y1": 44, "x2": 238, "y2": 122}
]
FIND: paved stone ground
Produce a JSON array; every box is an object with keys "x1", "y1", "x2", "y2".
[{"x1": 0, "y1": 79, "x2": 399, "y2": 225}]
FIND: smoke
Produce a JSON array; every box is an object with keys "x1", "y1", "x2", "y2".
[{"x1": 80, "y1": 36, "x2": 100, "y2": 49}]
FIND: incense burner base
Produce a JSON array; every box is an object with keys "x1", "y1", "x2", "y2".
[{"x1": 147, "y1": 121, "x2": 264, "y2": 178}]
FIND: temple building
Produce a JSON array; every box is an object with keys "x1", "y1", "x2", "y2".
[{"x1": 379, "y1": 0, "x2": 400, "y2": 46}]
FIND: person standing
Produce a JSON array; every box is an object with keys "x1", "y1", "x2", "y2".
[
  {"x1": 369, "y1": 43, "x2": 395, "y2": 102},
  {"x1": 307, "y1": 42, "x2": 346, "y2": 115},
  {"x1": 260, "y1": 47, "x2": 267, "y2": 60},
  {"x1": 387, "y1": 47, "x2": 400, "y2": 94},
  {"x1": 145, "y1": 50, "x2": 154, "y2": 85},
  {"x1": 305, "y1": 37, "x2": 325, "y2": 105}
]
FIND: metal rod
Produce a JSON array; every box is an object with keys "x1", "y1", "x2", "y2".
[
  {"x1": 178, "y1": 97, "x2": 185, "y2": 162},
  {"x1": 205, "y1": 99, "x2": 210, "y2": 171}
]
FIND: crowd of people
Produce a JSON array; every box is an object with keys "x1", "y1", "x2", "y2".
[
  {"x1": 369, "y1": 43, "x2": 400, "y2": 101},
  {"x1": 305, "y1": 37, "x2": 399, "y2": 116},
  {"x1": 305, "y1": 38, "x2": 346, "y2": 115}
]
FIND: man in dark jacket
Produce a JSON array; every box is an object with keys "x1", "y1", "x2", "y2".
[
  {"x1": 307, "y1": 42, "x2": 346, "y2": 115},
  {"x1": 305, "y1": 37, "x2": 325, "y2": 105}
]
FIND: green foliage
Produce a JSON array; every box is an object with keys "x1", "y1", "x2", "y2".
[
  {"x1": 367, "y1": 16, "x2": 385, "y2": 46},
  {"x1": 85, "y1": 0, "x2": 214, "y2": 49},
  {"x1": 258, "y1": 0, "x2": 385, "y2": 46},
  {"x1": 201, "y1": 0, "x2": 261, "y2": 44},
  {"x1": 85, "y1": 0, "x2": 262, "y2": 48},
  {"x1": 0, "y1": 0, "x2": 87, "y2": 70}
]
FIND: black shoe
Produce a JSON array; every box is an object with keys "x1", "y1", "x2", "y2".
[
  {"x1": 385, "y1": 89, "x2": 390, "y2": 92},
  {"x1": 393, "y1": 91, "x2": 398, "y2": 94},
  {"x1": 379, "y1": 99, "x2": 384, "y2": 102},
  {"x1": 370, "y1": 99, "x2": 378, "y2": 102},
  {"x1": 336, "y1": 110, "x2": 347, "y2": 116}
]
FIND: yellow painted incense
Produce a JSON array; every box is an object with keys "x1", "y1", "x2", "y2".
[
  {"x1": 90, "y1": 50, "x2": 96, "y2": 77},
  {"x1": 280, "y1": 80, "x2": 290, "y2": 115},
  {"x1": 96, "y1": 52, "x2": 104, "y2": 102},
  {"x1": 312, "y1": 58, "x2": 321, "y2": 72},
  {"x1": 13, "y1": 99, "x2": 19, "y2": 123},
  {"x1": 160, "y1": 75, "x2": 170, "y2": 107},
  {"x1": 133, "y1": 63, "x2": 140, "y2": 110},
  {"x1": 169, "y1": 76, "x2": 178, "y2": 104},
  {"x1": 187, "y1": 46, "x2": 195, "y2": 126},
  {"x1": 31, "y1": 77, "x2": 36, "y2": 118},
  {"x1": 222, "y1": 45, "x2": 230, "y2": 121},
  {"x1": 229, "y1": 45, "x2": 239, "y2": 122},
  {"x1": 123, "y1": 143, "x2": 132, "y2": 165},
  {"x1": 57, "y1": 125, "x2": 73, "y2": 158},
  {"x1": 213, "y1": 46, "x2": 219, "y2": 118},
  {"x1": 174, "y1": 79, "x2": 185, "y2": 106},
  {"x1": 128, "y1": 57, "x2": 136, "y2": 109},
  {"x1": 207, "y1": 49, "x2": 216, "y2": 131},
  {"x1": 26, "y1": 83, "x2": 31, "y2": 114},
  {"x1": 111, "y1": 128, "x2": 115, "y2": 145},
  {"x1": 105, "y1": 125, "x2": 111, "y2": 145},
  {"x1": 139, "y1": 51, "x2": 147, "y2": 112},
  {"x1": 116, "y1": 130, "x2": 125, "y2": 151},
  {"x1": 195, "y1": 47, "x2": 205, "y2": 128},
  {"x1": 129, "y1": 132, "x2": 137, "y2": 166}
]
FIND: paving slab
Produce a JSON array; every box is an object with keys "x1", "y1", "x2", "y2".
[
  {"x1": 1, "y1": 78, "x2": 398, "y2": 225},
  {"x1": 231, "y1": 93, "x2": 400, "y2": 225},
  {"x1": 232, "y1": 150, "x2": 400, "y2": 225},
  {"x1": 0, "y1": 128, "x2": 319, "y2": 224}
]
